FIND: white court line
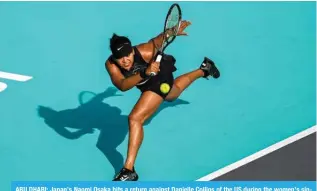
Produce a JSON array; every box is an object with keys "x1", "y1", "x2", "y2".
[
  {"x1": 196, "y1": 125, "x2": 317, "y2": 181},
  {"x1": 0, "y1": 82, "x2": 8, "y2": 92},
  {"x1": 0, "y1": 71, "x2": 33, "y2": 82}
]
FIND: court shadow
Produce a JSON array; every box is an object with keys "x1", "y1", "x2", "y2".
[{"x1": 37, "y1": 87, "x2": 189, "y2": 175}]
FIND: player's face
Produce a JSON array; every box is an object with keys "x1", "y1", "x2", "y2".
[{"x1": 115, "y1": 50, "x2": 134, "y2": 70}]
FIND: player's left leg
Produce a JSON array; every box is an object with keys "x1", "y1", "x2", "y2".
[{"x1": 165, "y1": 57, "x2": 220, "y2": 101}]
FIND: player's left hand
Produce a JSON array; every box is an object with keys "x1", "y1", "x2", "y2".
[{"x1": 176, "y1": 20, "x2": 191, "y2": 36}]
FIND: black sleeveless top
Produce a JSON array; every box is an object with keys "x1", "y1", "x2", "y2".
[{"x1": 109, "y1": 46, "x2": 150, "y2": 87}]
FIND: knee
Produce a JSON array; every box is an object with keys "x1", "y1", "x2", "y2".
[{"x1": 128, "y1": 112, "x2": 145, "y2": 126}]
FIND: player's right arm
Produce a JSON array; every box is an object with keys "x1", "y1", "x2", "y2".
[{"x1": 105, "y1": 60, "x2": 142, "y2": 92}]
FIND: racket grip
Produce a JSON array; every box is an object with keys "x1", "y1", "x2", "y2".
[
  {"x1": 150, "y1": 54, "x2": 162, "y2": 76},
  {"x1": 155, "y1": 54, "x2": 162, "y2": 62}
]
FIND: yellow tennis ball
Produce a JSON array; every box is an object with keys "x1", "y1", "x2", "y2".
[{"x1": 160, "y1": 83, "x2": 170, "y2": 94}]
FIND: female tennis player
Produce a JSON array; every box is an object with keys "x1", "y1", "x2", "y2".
[{"x1": 105, "y1": 20, "x2": 220, "y2": 181}]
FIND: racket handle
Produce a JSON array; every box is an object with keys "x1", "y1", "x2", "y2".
[
  {"x1": 150, "y1": 54, "x2": 162, "y2": 76},
  {"x1": 155, "y1": 54, "x2": 162, "y2": 62}
]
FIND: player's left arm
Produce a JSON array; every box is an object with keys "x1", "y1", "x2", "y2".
[{"x1": 136, "y1": 20, "x2": 191, "y2": 63}]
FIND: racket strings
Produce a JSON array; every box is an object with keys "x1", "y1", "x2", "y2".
[
  {"x1": 165, "y1": 11, "x2": 181, "y2": 41},
  {"x1": 159, "y1": 4, "x2": 181, "y2": 52}
]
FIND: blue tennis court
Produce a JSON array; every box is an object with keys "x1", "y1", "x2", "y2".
[{"x1": 0, "y1": 1, "x2": 315, "y2": 189}]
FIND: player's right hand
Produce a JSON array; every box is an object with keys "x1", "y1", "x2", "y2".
[{"x1": 146, "y1": 61, "x2": 160, "y2": 76}]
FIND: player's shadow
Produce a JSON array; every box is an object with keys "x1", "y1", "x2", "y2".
[{"x1": 37, "y1": 87, "x2": 189, "y2": 175}]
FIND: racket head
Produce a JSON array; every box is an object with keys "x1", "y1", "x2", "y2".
[{"x1": 160, "y1": 3, "x2": 182, "y2": 52}]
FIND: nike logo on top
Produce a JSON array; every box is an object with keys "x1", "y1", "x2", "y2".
[
  {"x1": 117, "y1": 46, "x2": 124, "y2": 51},
  {"x1": 117, "y1": 43, "x2": 130, "y2": 51}
]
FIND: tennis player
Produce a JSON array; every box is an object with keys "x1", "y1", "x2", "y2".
[{"x1": 105, "y1": 20, "x2": 220, "y2": 181}]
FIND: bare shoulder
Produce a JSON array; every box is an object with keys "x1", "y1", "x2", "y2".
[
  {"x1": 105, "y1": 58, "x2": 125, "y2": 90},
  {"x1": 105, "y1": 58, "x2": 120, "y2": 75},
  {"x1": 105, "y1": 58, "x2": 114, "y2": 72},
  {"x1": 135, "y1": 40, "x2": 156, "y2": 63}
]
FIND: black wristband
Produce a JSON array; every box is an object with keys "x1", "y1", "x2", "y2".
[{"x1": 139, "y1": 68, "x2": 148, "y2": 79}]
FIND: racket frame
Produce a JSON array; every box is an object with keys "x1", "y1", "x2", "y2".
[{"x1": 150, "y1": 3, "x2": 182, "y2": 76}]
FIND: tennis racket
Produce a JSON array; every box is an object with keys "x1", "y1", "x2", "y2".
[{"x1": 150, "y1": 3, "x2": 182, "y2": 76}]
